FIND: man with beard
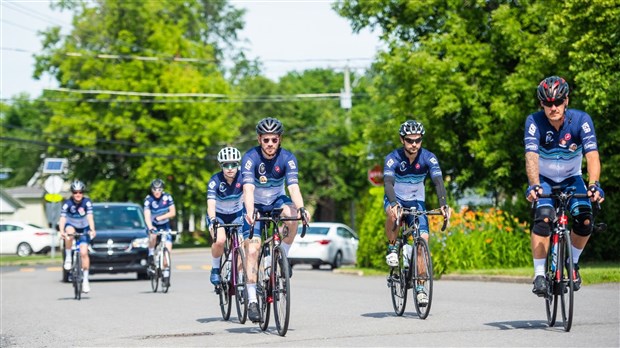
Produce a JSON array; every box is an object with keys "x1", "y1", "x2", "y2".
[{"x1": 383, "y1": 120, "x2": 449, "y2": 305}]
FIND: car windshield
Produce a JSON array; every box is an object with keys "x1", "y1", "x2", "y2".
[
  {"x1": 94, "y1": 206, "x2": 146, "y2": 230},
  {"x1": 297, "y1": 226, "x2": 330, "y2": 235}
]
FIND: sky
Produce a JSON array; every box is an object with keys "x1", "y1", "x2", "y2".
[{"x1": 0, "y1": 0, "x2": 383, "y2": 100}]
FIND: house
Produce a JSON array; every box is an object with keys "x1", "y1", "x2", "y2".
[{"x1": 0, "y1": 186, "x2": 51, "y2": 227}]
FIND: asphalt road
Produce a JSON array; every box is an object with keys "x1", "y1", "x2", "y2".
[{"x1": 1, "y1": 249, "x2": 619, "y2": 347}]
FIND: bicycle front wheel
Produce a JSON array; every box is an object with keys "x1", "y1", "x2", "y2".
[
  {"x1": 161, "y1": 248, "x2": 171, "y2": 293},
  {"x1": 150, "y1": 253, "x2": 159, "y2": 293},
  {"x1": 558, "y1": 232, "x2": 574, "y2": 332},
  {"x1": 256, "y1": 250, "x2": 270, "y2": 331},
  {"x1": 73, "y1": 253, "x2": 82, "y2": 300},
  {"x1": 544, "y1": 241, "x2": 557, "y2": 327},
  {"x1": 219, "y1": 251, "x2": 232, "y2": 321},
  {"x1": 234, "y1": 247, "x2": 248, "y2": 324},
  {"x1": 389, "y1": 243, "x2": 407, "y2": 316},
  {"x1": 413, "y1": 237, "x2": 433, "y2": 319},
  {"x1": 273, "y1": 245, "x2": 290, "y2": 336}
]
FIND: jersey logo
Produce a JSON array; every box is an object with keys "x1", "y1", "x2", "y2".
[
  {"x1": 209, "y1": 181, "x2": 216, "y2": 189},
  {"x1": 258, "y1": 163, "x2": 266, "y2": 175},
  {"x1": 259, "y1": 176, "x2": 268, "y2": 184},
  {"x1": 219, "y1": 182, "x2": 227, "y2": 192},
  {"x1": 430, "y1": 157, "x2": 438, "y2": 165},
  {"x1": 235, "y1": 183, "x2": 241, "y2": 188},
  {"x1": 581, "y1": 122, "x2": 591, "y2": 133},
  {"x1": 415, "y1": 163, "x2": 421, "y2": 170},
  {"x1": 528, "y1": 124, "x2": 537, "y2": 136},
  {"x1": 78, "y1": 207, "x2": 86, "y2": 216},
  {"x1": 386, "y1": 158, "x2": 394, "y2": 167},
  {"x1": 288, "y1": 160, "x2": 296, "y2": 170},
  {"x1": 569, "y1": 143, "x2": 578, "y2": 152},
  {"x1": 244, "y1": 159, "x2": 253, "y2": 170},
  {"x1": 275, "y1": 165, "x2": 281, "y2": 173},
  {"x1": 545, "y1": 131, "x2": 554, "y2": 145},
  {"x1": 564, "y1": 133, "x2": 572, "y2": 141},
  {"x1": 400, "y1": 161, "x2": 407, "y2": 171}
]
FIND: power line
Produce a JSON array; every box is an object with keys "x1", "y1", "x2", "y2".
[{"x1": 2, "y1": 2, "x2": 68, "y2": 27}]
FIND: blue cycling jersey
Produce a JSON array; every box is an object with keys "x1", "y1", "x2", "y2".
[
  {"x1": 143, "y1": 192, "x2": 175, "y2": 226},
  {"x1": 524, "y1": 109, "x2": 598, "y2": 183},
  {"x1": 60, "y1": 197, "x2": 93, "y2": 229},
  {"x1": 207, "y1": 171, "x2": 244, "y2": 215},
  {"x1": 241, "y1": 146, "x2": 299, "y2": 206},
  {"x1": 383, "y1": 148, "x2": 443, "y2": 203}
]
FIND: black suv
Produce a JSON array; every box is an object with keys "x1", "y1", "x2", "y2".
[{"x1": 62, "y1": 202, "x2": 150, "y2": 282}]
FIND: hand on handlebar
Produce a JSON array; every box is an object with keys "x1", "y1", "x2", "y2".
[
  {"x1": 89, "y1": 230, "x2": 96, "y2": 239},
  {"x1": 587, "y1": 184, "x2": 605, "y2": 203},
  {"x1": 526, "y1": 184, "x2": 543, "y2": 202},
  {"x1": 298, "y1": 207, "x2": 310, "y2": 225}
]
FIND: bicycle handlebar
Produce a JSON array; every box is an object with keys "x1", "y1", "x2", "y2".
[
  {"x1": 250, "y1": 208, "x2": 308, "y2": 239},
  {"x1": 150, "y1": 229, "x2": 179, "y2": 236},
  {"x1": 212, "y1": 222, "x2": 243, "y2": 242},
  {"x1": 396, "y1": 207, "x2": 449, "y2": 232}
]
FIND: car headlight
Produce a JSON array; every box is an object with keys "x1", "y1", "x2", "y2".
[{"x1": 132, "y1": 237, "x2": 149, "y2": 249}]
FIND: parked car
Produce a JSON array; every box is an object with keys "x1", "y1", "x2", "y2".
[
  {"x1": 288, "y1": 222, "x2": 359, "y2": 269},
  {"x1": 61, "y1": 202, "x2": 150, "y2": 282},
  {"x1": 0, "y1": 221, "x2": 56, "y2": 256}
]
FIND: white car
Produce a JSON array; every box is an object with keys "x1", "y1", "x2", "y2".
[
  {"x1": 0, "y1": 221, "x2": 56, "y2": 256},
  {"x1": 288, "y1": 222, "x2": 359, "y2": 269}
]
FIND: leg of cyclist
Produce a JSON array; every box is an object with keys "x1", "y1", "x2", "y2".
[
  {"x1": 383, "y1": 198, "x2": 400, "y2": 267},
  {"x1": 147, "y1": 231, "x2": 158, "y2": 266},
  {"x1": 209, "y1": 217, "x2": 226, "y2": 286},
  {"x1": 414, "y1": 202, "x2": 429, "y2": 305},
  {"x1": 279, "y1": 201, "x2": 299, "y2": 278},
  {"x1": 79, "y1": 230, "x2": 91, "y2": 293},
  {"x1": 531, "y1": 181, "x2": 555, "y2": 295},
  {"x1": 243, "y1": 214, "x2": 262, "y2": 322},
  {"x1": 62, "y1": 225, "x2": 76, "y2": 271},
  {"x1": 569, "y1": 182, "x2": 594, "y2": 291}
]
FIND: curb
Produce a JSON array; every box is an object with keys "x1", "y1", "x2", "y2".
[{"x1": 440, "y1": 274, "x2": 531, "y2": 284}]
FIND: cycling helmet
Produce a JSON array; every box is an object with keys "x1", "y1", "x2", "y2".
[
  {"x1": 256, "y1": 117, "x2": 284, "y2": 135},
  {"x1": 217, "y1": 147, "x2": 241, "y2": 164},
  {"x1": 537, "y1": 76, "x2": 569, "y2": 102},
  {"x1": 70, "y1": 180, "x2": 85, "y2": 192},
  {"x1": 399, "y1": 120, "x2": 425, "y2": 137},
  {"x1": 150, "y1": 178, "x2": 165, "y2": 190}
]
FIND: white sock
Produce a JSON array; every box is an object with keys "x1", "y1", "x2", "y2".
[
  {"x1": 247, "y1": 283, "x2": 257, "y2": 303},
  {"x1": 280, "y1": 242, "x2": 291, "y2": 257},
  {"x1": 148, "y1": 248, "x2": 154, "y2": 256},
  {"x1": 65, "y1": 250, "x2": 72, "y2": 260},
  {"x1": 212, "y1": 257, "x2": 220, "y2": 269},
  {"x1": 533, "y1": 258, "x2": 546, "y2": 276},
  {"x1": 83, "y1": 270, "x2": 89, "y2": 280},
  {"x1": 571, "y1": 245, "x2": 583, "y2": 264}
]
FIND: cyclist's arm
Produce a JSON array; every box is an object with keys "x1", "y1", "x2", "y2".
[
  {"x1": 287, "y1": 183, "x2": 308, "y2": 220},
  {"x1": 144, "y1": 208, "x2": 154, "y2": 230},
  {"x1": 243, "y1": 183, "x2": 256, "y2": 224},
  {"x1": 585, "y1": 150, "x2": 601, "y2": 185},
  {"x1": 431, "y1": 175, "x2": 447, "y2": 207},
  {"x1": 525, "y1": 152, "x2": 542, "y2": 201},
  {"x1": 58, "y1": 215, "x2": 67, "y2": 237},
  {"x1": 87, "y1": 213, "x2": 96, "y2": 238},
  {"x1": 207, "y1": 198, "x2": 216, "y2": 221},
  {"x1": 384, "y1": 176, "x2": 397, "y2": 206}
]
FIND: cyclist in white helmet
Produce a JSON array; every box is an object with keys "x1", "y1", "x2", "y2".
[
  {"x1": 383, "y1": 120, "x2": 450, "y2": 305},
  {"x1": 207, "y1": 146, "x2": 244, "y2": 286}
]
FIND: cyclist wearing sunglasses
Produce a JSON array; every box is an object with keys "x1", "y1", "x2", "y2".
[
  {"x1": 59, "y1": 179, "x2": 96, "y2": 293},
  {"x1": 207, "y1": 147, "x2": 244, "y2": 286},
  {"x1": 144, "y1": 178, "x2": 176, "y2": 281},
  {"x1": 384, "y1": 120, "x2": 449, "y2": 276},
  {"x1": 241, "y1": 117, "x2": 310, "y2": 322},
  {"x1": 524, "y1": 76, "x2": 604, "y2": 295}
]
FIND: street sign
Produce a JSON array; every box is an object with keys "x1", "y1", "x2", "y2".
[
  {"x1": 45, "y1": 193, "x2": 64, "y2": 203},
  {"x1": 367, "y1": 164, "x2": 384, "y2": 186},
  {"x1": 44, "y1": 175, "x2": 64, "y2": 194}
]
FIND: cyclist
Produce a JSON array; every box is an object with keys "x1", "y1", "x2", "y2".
[
  {"x1": 241, "y1": 117, "x2": 310, "y2": 322},
  {"x1": 524, "y1": 76, "x2": 604, "y2": 295},
  {"x1": 207, "y1": 147, "x2": 244, "y2": 287},
  {"x1": 383, "y1": 120, "x2": 449, "y2": 305},
  {"x1": 59, "y1": 180, "x2": 96, "y2": 293},
  {"x1": 144, "y1": 178, "x2": 177, "y2": 286}
]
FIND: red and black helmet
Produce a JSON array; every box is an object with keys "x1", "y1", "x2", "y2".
[{"x1": 537, "y1": 76, "x2": 569, "y2": 102}]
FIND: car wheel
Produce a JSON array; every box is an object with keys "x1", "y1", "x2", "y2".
[
  {"x1": 312, "y1": 264, "x2": 320, "y2": 270},
  {"x1": 17, "y1": 242, "x2": 33, "y2": 257},
  {"x1": 331, "y1": 251, "x2": 343, "y2": 269}
]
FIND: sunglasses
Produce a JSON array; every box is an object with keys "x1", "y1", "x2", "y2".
[
  {"x1": 403, "y1": 137, "x2": 423, "y2": 145},
  {"x1": 152, "y1": 188, "x2": 163, "y2": 193},
  {"x1": 221, "y1": 163, "x2": 239, "y2": 170},
  {"x1": 72, "y1": 191, "x2": 83, "y2": 194},
  {"x1": 541, "y1": 99, "x2": 565, "y2": 107},
  {"x1": 261, "y1": 137, "x2": 279, "y2": 144}
]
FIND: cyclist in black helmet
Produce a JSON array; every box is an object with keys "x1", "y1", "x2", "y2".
[
  {"x1": 525, "y1": 76, "x2": 604, "y2": 295},
  {"x1": 383, "y1": 120, "x2": 450, "y2": 306},
  {"x1": 241, "y1": 117, "x2": 310, "y2": 322},
  {"x1": 59, "y1": 180, "x2": 96, "y2": 293},
  {"x1": 144, "y1": 178, "x2": 176, "y2": 286}
]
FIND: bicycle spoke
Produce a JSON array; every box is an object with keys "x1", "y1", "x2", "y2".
[
  {"x1": 413, "y1": 238, "x2": 433, "y2": 319},
  {"x1": 273, "y1": 247, "x2": 290, "y2": 336},
  {"x1": 389, "y1": 243, "x2": 407, "y2": 316},
  {"x1": 559, "y1": 232, "x2": 574, "y2": 332}
]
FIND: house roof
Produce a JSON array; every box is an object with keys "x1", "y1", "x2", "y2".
[
  {"x1": 0, "y1": 189, "x2": 25, "y2": 211},
  {"x1": 3, "y1": 185, "x2": 45, "y2": 199}
]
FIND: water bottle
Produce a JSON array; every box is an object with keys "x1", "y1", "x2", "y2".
[
  {"x1": 403, "y1": 244, "x2": 412, "y2": 268},
  {"x1": 264, "y1": 248, "x2": 271, "y2": 276},
  {"x1": 550, "y1": 234, "x2": 558, "y2": 272}
]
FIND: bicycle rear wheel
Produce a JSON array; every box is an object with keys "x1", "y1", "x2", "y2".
[
  {"x1": 389, "y1": 243, "x2": 407, "y2": 316},
  {"x1": 256, "y1": 249, "x2": 270, "y2": 331},
  {"x1": 558, "y1": 232, "x2": 574, "y2": 332},
  {"x1": 413, "y1": 237, "x2": 433, "y2": 319},
  {"x1": 219, "y1": 249, "x2": 232, "y2": 321},
  {"x1": 234, "y1": 247, "x2": 248, "y2": 324},
  {"x1": 73, "y1": 253, "x2": 82, "y2": 300},
  {"x1": 544, "y1": 242, "x2": 557, "y2": 327},
  {"x1": 161, "y1": 248, "x2": 171, "y2": 293},
  {"x1": 273, "y1": 245, "x2": 290, "y2": 336}
]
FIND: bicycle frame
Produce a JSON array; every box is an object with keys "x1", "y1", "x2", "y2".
[
  {"x1": 67, "y1": 231, "x2": 87, "y2": 300},
  {"x1": 213, "y1": 222, "x2": 247, "y2": 323},
  {"x1": 149, "y1": 229, "x2": 178, "y2": 293}
]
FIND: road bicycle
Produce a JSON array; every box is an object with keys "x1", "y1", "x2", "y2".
[
  {"x1": 250, "y1": 207, "x2": 307, "y2": 336},
  {"x1": 66, "y1": 231, "x2": 87, "y2": 300},
  {"x1": 388, "y1": 207, "x2": 447, "y2": 319},
  {"x1": 148, "y1": 229, "x2": 179, "y2": 293},
  {"x1": 537, "y1": 186, "x2": 590, "y2": 332},
  {"x1": 213, "y1": 222, "x2": 248, "y2": 323}
]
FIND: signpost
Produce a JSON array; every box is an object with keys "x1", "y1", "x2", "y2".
[
  {"x1": 367, "y1": 164, "x2": 384, "y2": 186},
  {"x1": 44, "y1": 175, "x2": 64, "y2": 258}
]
